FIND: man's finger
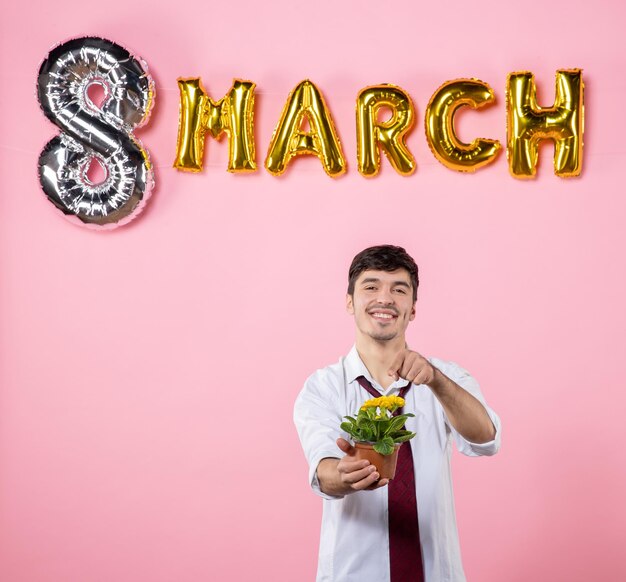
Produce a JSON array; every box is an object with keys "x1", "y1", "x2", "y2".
[
  {"x1": 343, "y1": 464, "x2": 378, "y2": 485},
  {"x1": 338, "y1": 458, "x2": 371, "y2": 474},
  {"x1": 366, "y1": 477, "x2": 390, "y2": 490},
  {"x1": 406, "y1": 359, "x2": 423, "y2": 383},
  {"x1": 388, "y1": 350, "x2": 406, "y2": 378},
  {"x1": 399, "y1": 356, "x2": 417, "y2": 381},
  {"x1": 351, "y1": 470, "x2": 381, "y2": 490},
  {"x1": 413, "y1": 362, "x2": 434, "y2": 386}
]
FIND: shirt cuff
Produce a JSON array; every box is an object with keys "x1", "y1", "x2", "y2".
[
  {"x1": 309, "y1": 452, "x2": 345, "y2": 500},
  {"x1": 454, "y1": 408, "x2": 501, "y2": 456},
  {"x1": 459, "y1": 434, "x2": 500, "y2": 455}
]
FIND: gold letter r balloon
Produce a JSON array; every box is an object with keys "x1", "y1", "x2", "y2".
[{"x1": 356, "y1": 84, "x2": 416, "y2": 177}]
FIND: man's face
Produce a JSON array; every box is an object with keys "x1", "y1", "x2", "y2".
[{"x1": 346, "y1": 269, "x2": 416, "y2": 342}]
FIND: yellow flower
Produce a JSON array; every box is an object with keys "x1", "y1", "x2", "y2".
[
  {"x1": 360, "y1": 397, "x2": 382, "y2": 410},
  {"x1": 383, "y1": 395, "x2": 405, "y2": 409},
  {"x1": 360, "y1": 395, "x2": 405, "y2": 411}
]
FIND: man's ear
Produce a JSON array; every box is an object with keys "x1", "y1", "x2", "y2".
[
  {"x1": 346, "y1": 293, "x2": 354, "y2": 315},
  {"x1": 409, "y1": 303, "x2": 416, "y2": 321}
]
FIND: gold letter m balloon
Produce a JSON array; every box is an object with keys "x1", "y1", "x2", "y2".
[
  {"x1": 507, "y1": 69, "x2": 584, "y2": 178},
  {"x1": 174, "y1": 78, "x2": 256, "y2": 173}
]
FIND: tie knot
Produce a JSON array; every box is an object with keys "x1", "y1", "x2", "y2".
[
  {"x1": 356, "y1": 375, "x2": 412, "y2": 415},
  {"x1": 356, "y1": 375, "x2": 380, "y2": 398}
]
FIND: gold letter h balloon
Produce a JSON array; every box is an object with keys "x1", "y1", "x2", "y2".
[{"x1": 506, "y1": 69, "x2": 584, "y2": 178}]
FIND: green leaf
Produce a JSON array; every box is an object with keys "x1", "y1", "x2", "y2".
[
  {"x1": 393, "y1": 432, "x2": 416, "y2": 443},
  {"x1": 392, "y1": 429, "x2": 413, "y2": 438},
  {"x1": 343, "y1": 415, "x2": 357, "y2": 423},
  {"x1": 357, "y1": 410, "x2": 370, "y2": 423},
  {"x1": 394, "y1": 413, "x2": 414, "y2": 423},
  {"x1": 360, "y1": 427, "x2": 374, "y2": 442},
  {"x1": 374, "y1": 417, "x2": 390, "y2": 432},
  {"x1": 387, "y1": 416, "x2": 407, "y2": 433},
  {"x1": 340, "y1": 421, "x2": 356, "y2": 436},
  {"x1": 358, "y1": 418, "x2": 376, "y2": 434},
  {"x1": 373, "y1": 436, "x2": 395, "y2": 456}
]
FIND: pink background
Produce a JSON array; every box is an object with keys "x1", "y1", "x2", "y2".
[{"x1": 1, "y1": 1, "x2": 624, "y2": 580}]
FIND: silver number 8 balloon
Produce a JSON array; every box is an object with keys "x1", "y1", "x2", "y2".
[{"x1": 37, "y1": 37, "x2": 155, "y2": 229}]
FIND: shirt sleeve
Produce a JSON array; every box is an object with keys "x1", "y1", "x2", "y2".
[
  {"x1": 293, "y1": 370, "x2": 346, "y2": 500},
  {"x1": 431, "y1": 359, "x2": 502, "y2": 457}
]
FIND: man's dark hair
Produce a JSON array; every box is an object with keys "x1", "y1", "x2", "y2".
[{"x1": 347, "y1": 245, "x2": 419, "y2": 302}]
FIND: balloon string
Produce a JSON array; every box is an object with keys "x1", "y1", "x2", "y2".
[
  {"x1": 0, "y1": 144, "x2": 40, "y2": 155},
  {"x1": 0, "y1": 143, "x2": 445, "y2": 168},
  {"x1": 156, "y1": 87, "x2": 359, "y2": 98},
  {"x1": 152, "y1": 161, "x2": 444, "y2": 170},
  {"x1": 4, "y1": 145, "x2": 620, "y2": 169}
]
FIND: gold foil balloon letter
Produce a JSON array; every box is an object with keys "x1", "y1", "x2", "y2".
[
  {"x1": 506, "y1": 69, "x2": 584, "y2": 178},
  {"x1": 174, "y1": 78, "x2": 256, "y2": 172},
  {"x1": 265, "y1": 80, "x2": 346, "y2": 177},
  {"x1": 425, "y1": 79, "x2": 501, "y2": 172},
  {"x1": 356, "y1": 85, "x2": 416, "y2": 177}
]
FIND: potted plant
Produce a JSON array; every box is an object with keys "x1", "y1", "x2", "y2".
[{"x1": 340, "y1": 395, "x2": 416, "y2": 480}]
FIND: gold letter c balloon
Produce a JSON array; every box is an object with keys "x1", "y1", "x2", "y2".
[{"x1": 425, "y1": 79, "x2": 501, "y2": 172}]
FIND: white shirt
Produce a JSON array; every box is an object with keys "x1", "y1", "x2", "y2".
[{"x1": 293, "y1": 346, "x2": 501, "y2": 582}]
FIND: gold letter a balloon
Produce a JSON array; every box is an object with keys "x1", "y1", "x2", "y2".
[{"x1": 265, "y1": 80, "x2": 346, "y2": 177}]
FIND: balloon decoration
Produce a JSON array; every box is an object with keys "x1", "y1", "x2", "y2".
[
  {"x1": 425, "y1": 79, "x2": 501, "y2": 172},
  {"x1": 37, "y1": 37, "x2": 155, "y2": 228},
  {"x1": 265, "y1": 80, "x2": 346, "y2": 177},
  {"x1": 174, "y1": 78, "x2": 256, "y2": 172},
  {"x1": 356, "y1": 85, "x2": 416, "y2": 177},
  {"x1": 506, "y1": 69, "x2": 584, "y2": 178},
  {"x1": 35, "y1": 36, "x2": 585, "y2": 216},
  {"x1": 170, "y1": 72, "x2": 585, "y2": 181}
]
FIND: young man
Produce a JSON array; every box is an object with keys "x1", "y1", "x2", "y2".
[{"x1": 294, "y1": 245, "x2": 501, "y2": 582}]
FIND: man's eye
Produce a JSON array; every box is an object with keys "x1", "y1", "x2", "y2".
[
  {"x1": 395, "y1": 288, "x2": 406, "y2": 294},
  {"x1": 365, "y1": 286, "x2": 376, "y2": 290}
]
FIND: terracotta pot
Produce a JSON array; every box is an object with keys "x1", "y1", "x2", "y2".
[{"x1": 354, "y1": 442, "x2": 402, "y2": 480}]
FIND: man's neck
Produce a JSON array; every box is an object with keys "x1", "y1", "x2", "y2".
[{"x1": 355, "y1": 335, "x2": 407, "y2": 390}]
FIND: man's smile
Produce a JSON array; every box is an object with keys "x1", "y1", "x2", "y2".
[{"x1": 368, "y1": 308, "x2": 399, "y2": 322}]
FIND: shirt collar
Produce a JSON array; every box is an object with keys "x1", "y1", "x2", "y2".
[{"x1": 345, "y1": 345, "x2": 411, "y2": 393}]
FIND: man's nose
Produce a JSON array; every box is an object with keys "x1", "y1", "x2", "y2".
[{"x1": 376, "y1": 288, "x2": 394, "y2": 304}]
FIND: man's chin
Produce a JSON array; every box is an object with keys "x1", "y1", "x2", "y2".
[{"x1": 369, "y1": 331, "x2": 398, "y2": 342}]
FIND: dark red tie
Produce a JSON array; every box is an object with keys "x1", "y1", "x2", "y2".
[{"x1": 356, "y1": 376, "x2": 424, "y2": 582}]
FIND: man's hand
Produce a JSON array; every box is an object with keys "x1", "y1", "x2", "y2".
[
  {"x1": 389, "y1": 348, "x2": 497, "y2": 443},
  {"x1": 336, "y1": 438, "x2": 390, "y2": 491},
  {"x1": 317, "y1": 438, "x2": 389, "y2": 496},
  {"x1": 388, "y1": 349, "x2": 436, "y2": 385}
]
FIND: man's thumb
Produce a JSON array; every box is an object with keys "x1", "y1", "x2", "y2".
[{"x1": 337, "y1": 437, "x2": 355, "y2": 456}]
